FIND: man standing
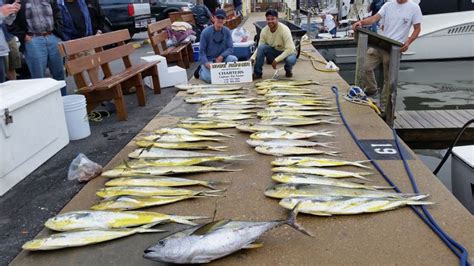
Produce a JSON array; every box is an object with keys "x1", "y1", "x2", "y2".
[
  {"x1": 320, "y1": 13, "x2": 337, "y2": 37},
  {"x1": 8, "y1": 0, "x2": 67, "y2": 95},
  {"x1": 251, "y1": 9, "x2": 296, "y2": 79},
  {"x1": 352, "y1": 0, "x2": 421, "y2": 114},
  {"x1": 195, "y1": 8, "x2": 237, "y2": 83},
  {"x1": 0, "y1": 1, "x2": 20, "y2": 82},
  {"x1": 58, "y1": 0, "x2": 93, "y2": 41}
]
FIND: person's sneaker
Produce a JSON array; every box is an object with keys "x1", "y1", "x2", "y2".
[
  {"x1": 252, "y1": 73, "x2": 262, "y2": 80},
  {"x1": 285, "y1": 71, "x2": 293, "y2": 78},
  {"x1": 194, "y1": 65, "x2": 201, "y2": 79}
]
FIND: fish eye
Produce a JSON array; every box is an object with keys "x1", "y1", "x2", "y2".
[{"x1": 159, "y1": 240, "x2": 165, "y2": 246}]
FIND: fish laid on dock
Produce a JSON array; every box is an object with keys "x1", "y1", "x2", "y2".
[
  {"x1": 255, "y1": 146, "x2": 339, "y2": 157},
  {"x1": 96, "y1": 186, "x2": 223, "y2": 198},
  {"x1": 105, "y1": 176, "x2": 225, "y2": 189},
  {"x1": 155, "y1": 128, "x2": 234, "y2": 138},
  {"x1": 271, "y1": 166, "x2": 371, "y2": 180},
  {"x1": 256, "y1": 79, "x2": 318, "y2": 87},
  {"x1": 175, "y1": 84, "x2": 241, "y2": 91},
  {"x1": 259, "y1": 117, "x2": 339, "y2": 127},
  {"x1": 116, "y1": 156, "x2": 245, "y2": 168},
  {"x1": 250, "y1": 129, "x2": 334, "y2": 140},
  {"x1": 178, "y1": 120, "x2": 238, "y2": 129},
  {"x1": 128, "y1": 148, "x2": 217, "y2": 159},
  {"x1": 257, "y1": 110, "x2": 337, "y2": 117},
  {"x1": 90, "y1": 194, "x2": 211, "y2": 211},
  {"x1": 143, "y1": 211, "x2": 311, "y2": 264},
  {"x1": 197, "y1": 113, "x2": 254, "y2": 121},
  {"x1": 135, "y1": 141, "x2": 228, "y2": 151},
  {"x1": 102, "y1": 166, "x2": 240, "y2": 177},
  {"x1": 271, "y1": 173, "x2": 390, "y2": 190},
  {"x1": 264, "y1": 183, "x2": 426, "y2": 199},
  {"x1": 271, "y1": 157, "x2": 371, "y2": 169},
  {"x1": 22, "y1": 223, "x2": 164, "y2": 251},
  {"x1": 246, "y1": 139, "x2": 335, "y2": 148},
  {"x1": 279, "y1": 196, "x2": 433, "y2": 216},
  {"x1": 45, "y1": 210, "x2": 207, "y2": 231}
]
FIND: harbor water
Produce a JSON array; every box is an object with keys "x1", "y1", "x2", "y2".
[{"x1": 336, "y1": 59, "x2": 474, "y2": 192}]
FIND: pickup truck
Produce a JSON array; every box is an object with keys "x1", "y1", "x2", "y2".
[
  {"x1": 100, "y1": 0, "x2": 195, "y2": 37},
  {"x1": 150, "y1": 0, "x2": 195, "y2": 21}
]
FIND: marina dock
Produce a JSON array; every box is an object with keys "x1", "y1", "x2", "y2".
[
  {"x1": 11, "y1": 13, "x2": 473, "y2": 265},
  {"x1": 395, "y1": 110, "x2": 474, "y2": 147}
]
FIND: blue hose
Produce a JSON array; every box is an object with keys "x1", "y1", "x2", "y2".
[{"x1": 331, "y1": 86, "x2": 469, "y2": 266}]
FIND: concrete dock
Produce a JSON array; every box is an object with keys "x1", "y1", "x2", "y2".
[{"x1": 11, "y1": 13, "x2": 473, "y2": 265}]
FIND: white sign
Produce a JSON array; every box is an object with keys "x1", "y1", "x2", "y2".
[{"x1": 210, "y1": 61, "x2": 253, "y2": 84}]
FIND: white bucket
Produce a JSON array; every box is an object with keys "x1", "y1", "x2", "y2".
[{"x1": 62, "y1": 95, "x2": 91, "y2": 141}]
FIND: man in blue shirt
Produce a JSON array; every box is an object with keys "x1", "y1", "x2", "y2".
[{"x1": 195, "y1": 8, "x2": 237, "y2": 83}]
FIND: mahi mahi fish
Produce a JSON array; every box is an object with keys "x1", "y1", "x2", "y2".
[
  {"x1": 45, "y1": 210, "x2": 207, "y2": 231},
  {"x1": 255, "y1": 146, "x2": 339, "y2": 157},
  {"x1": 264, "y1": 183, "x2": 423, "y2": 199},
  {"x1": 128, "y1": 148, "x2": 216, "y2": 159},
  {"x1": 271, "y1": 166, "x2": 371, "y2": 180},
  {"x1": 105, "y1": 176, "x2": 226, "y2": 189},
  {"x1": 271, "y1": 173, "x2": 391, "y2": 190},
  {"x1": 143, "y1": 210, "x2": 311, "y2": 264},
  {"x1": 250, "y1": 129, "x2": 334, "y2": 140},
  {"x1": 96, "y1": 186, "x2": 223, "y2": 198},
  {"x1": 135, "y1": 141, "x2": 228, "y2": 151},
  {"x1": 102, "y1": 166, "x2": 240, "y2": 177},
  {"x1": 155, "y1": 127, "x2": 234, "y2": 138},
  {"x1": 246, "y1": 139, "x2": 335, "y2": 148},
  {"x1": 22, "y1": 223, "x2": 163, "y2": 251},
  {"x1": 271, "y1": 157, "x2": 371, "y2": 168},
  {"x1": 279, "y1": 195, "x2": 433, "y2": 216},
  {"x1": 175, "y1": 84, "x2": 241, "y2": 91},
  {"x1": 90, "y1": 194, "x2": 212, "y2": 211},
  {"x1": 116, "y1": 156, "x2": 245, "y2": 168}
]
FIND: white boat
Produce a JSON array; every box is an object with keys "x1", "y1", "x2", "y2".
[{"x1": 316, "y1": 10, "x2": 474, "y2": 63}]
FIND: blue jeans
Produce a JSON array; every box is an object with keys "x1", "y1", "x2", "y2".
[
  {"x1": 0, "y1": 56, "x2": 6, "y2": 83},
  {"x1": 199, "y1": 55, "x2": 238, "y2": 83},
  {"x1": 370, "y1": 23, "x2": 379, "y2": 33},
  {"x1": 329, "y1": 27, "x2": 337, "y2": 37},
  {"x1": 253, "y1": 44, "x2": 297, "y2": 76},
  {"x1": 24, "y1": 35, "x2": 67, "y2": 95}
]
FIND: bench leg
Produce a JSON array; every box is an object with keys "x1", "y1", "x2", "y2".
[
  {"x1": 176, "y1": 54, "x2": 186, "y2": 69},
  {"x1": 114, "y1": 84, "x2": 127, "y2": 121},
  {"x1": 182, "y1": 52, "x2": 190, "y2": 68},
  {"x1": 151, "y1": 66, "x2": 161, "y2": 94},
  {"x1": 186, "y1": 44, "x2": 194, "y2": 62},
  {"x1": 135, "y1": 73, "x2": 146, "y2": 106}
]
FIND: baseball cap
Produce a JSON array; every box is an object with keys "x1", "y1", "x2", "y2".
[{"x1": 215, "y1": 9, "x2": 226, "y2": 19}]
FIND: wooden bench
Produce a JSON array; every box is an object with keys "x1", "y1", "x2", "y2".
[
  {"x1": 147, "y1": 18, "x2": 194, "y2": 69},
  {"x1": 58, "y1": 29, "x2": 160, "y2": 121},
  {"x1": 223, "y1": 5, "x2": 242, "y2": 30},
  {"x1": 168, "y1": 11, "x2": 195, "y2": 24}
]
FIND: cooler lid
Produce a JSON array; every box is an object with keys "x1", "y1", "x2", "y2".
[
  {"x1": 233, "y1": 40, "x2": 255, "y2": 47},
  {"x1": 0, "y1": 79, "x2": 65, "y2": 116},
  {"x1": 452, "y1": 145, "x2": 474, "y2": 168}
]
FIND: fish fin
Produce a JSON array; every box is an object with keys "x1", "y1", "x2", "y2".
[
  {"x1": 208, "y1": 146, "x2": 228, "y2": 151},
  {"x1": 286, "y1": 204, "x2": 313, "y2": 237},
  {"x1": 317, "y1": 142, "x2": 337, "y2": 148},
  {"x1": 218, "y1": 168, "x2": 243, "y2": 172},
  {"x1": 192, "y1": 220, "x2": 231, "y2": 236},
  {"x1": 243, "y1": 242, "x2": 264, "y2": 249},
  {"x1": 324, "y1": 118, "x2": 340, "y2": 125},
  {"x1": 372, "y1": 185, "x2": 394, "y2": 190},
  {"x1": 352, "y1": 160, "x2": 372, "y2": 169},
  {"x1": 407, "y1": 194, "x2": 430, "y2": 201},
  {"x1": 137, "y1": 229, "x2": 166, "y2": 233},
  {"x1": 404, "y1": 201, "x2": 435, "y2": 206},
  {"x1": 308, "y1": 211, "x2": 332, "y2": 216},
  {"x1": 169, "y1": 215, "x2": 208, "y2": 226},
  {"x1": 205, "y1": 180, "x2": 230, "y2": 189},
  {"x1": 325, "y1": 151, "x2": 340, "y2": 157}
]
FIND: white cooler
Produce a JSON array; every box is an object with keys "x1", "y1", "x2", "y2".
[
  {"x1": 0, "y1": 78, "x2": 69, "y2": 196},
  {"x1": 141, "y1": 55, "x2": 188, "y2": 88}
]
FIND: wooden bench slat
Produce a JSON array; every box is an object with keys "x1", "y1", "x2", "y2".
[
  {"x1": 59, "y1": 29, "x2": 130, "y2": 56},
  {"x1": 66, "y1": 43, "x2": 135, "y2": 75},
  {"x1": 148, "y1": 18, "x2": 171, "y2": 33}
]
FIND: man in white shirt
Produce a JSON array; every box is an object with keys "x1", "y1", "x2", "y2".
[
  {"x1": 352, "y1": 0, "x2": 422, "y2": 115},
  {"x1": 320, "y1": 13, "x2": 337, "y2": 37}
]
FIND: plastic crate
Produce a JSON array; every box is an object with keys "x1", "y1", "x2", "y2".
[{"x1": 233, "y1": 41, "x2": 255, "y2": 61}]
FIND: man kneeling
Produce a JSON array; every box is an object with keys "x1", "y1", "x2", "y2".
[
  {"x1": 251, "y1": 9, "x2": 297, "y2": 79},
  {"x1": 196, "y1": 8, "x2": 237, "y2": 83}
]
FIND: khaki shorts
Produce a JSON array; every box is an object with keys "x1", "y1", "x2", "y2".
[{"x1": 5, "y1": 38, "x2": 21, "y2": 70}]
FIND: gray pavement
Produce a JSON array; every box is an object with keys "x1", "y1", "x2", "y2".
[{"x1": 0, "y1": 32, "x2": 198, "y2": 265}]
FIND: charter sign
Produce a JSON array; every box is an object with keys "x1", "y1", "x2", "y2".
[{"x1": 210, "y1": 61, "x2": 252, "y2": 84}]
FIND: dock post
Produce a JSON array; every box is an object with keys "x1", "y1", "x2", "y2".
[
  {"x1": 354, "y1": 32, "x2": 368, "y2": 87},
  {"x1": 385, "y1": 45, "x2": 401, "y2": 126}
]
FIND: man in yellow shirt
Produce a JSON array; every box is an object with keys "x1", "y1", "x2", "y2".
[{"x1": 251, "y1": 9, "x2": 296, "y2": 79}]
